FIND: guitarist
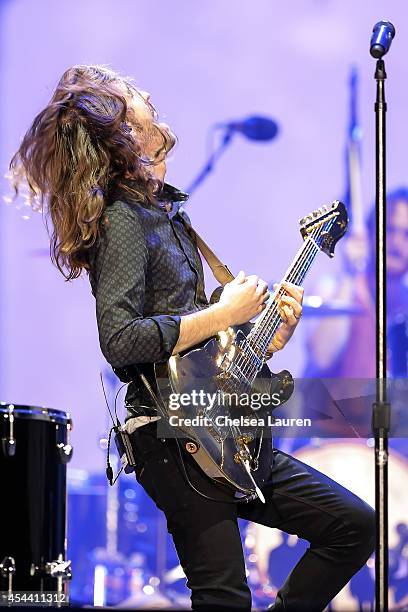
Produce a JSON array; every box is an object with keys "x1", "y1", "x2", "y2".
[{"x1": 11, "y1": 65, "x2": 375, "y2": 612}]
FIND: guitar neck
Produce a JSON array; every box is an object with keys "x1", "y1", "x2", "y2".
[{"x1": 247, "y1": 236, "x2": 321, "y2": 359}]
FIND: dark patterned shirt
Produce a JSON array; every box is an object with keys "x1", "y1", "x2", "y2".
[{"x1": 87, "y1": 182, "x2": 209, "y2": 418}]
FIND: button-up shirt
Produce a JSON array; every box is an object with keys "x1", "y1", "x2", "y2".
[{"x1": 87, "y1": 182, "x2": 209, "y2": 418}]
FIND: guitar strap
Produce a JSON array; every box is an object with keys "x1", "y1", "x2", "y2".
[{"x1": 179, "y1": 212, "x2": 235, "y2": 286}]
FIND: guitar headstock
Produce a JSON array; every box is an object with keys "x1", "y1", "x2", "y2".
[{"x1": 299, "y1": 200, "x2": 348, "y2": 258}]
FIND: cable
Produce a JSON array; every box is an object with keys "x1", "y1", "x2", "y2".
[
  {"x1": 101, "y1": 374, "x2": 132, "y2": 485},
  {"x1": 114, "y1": 382, "x2": 129, "y2": 424},
  {"x1": 100, "y1": 372, "x2": 115, "y2": 425},
  {"x1": 112, "y1": 466, "x2": 124, "y2": 485},
  {"x1": 106, "y1": 426, "x2": 115, "y2": 485}
]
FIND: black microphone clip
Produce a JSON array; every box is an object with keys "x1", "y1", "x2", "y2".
[{"x1": 370, "y1": 21, "x2": 395, "y2": 59}]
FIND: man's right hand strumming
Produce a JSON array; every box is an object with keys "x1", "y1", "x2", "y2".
[
  {"x1": 218, "y1": 270, "x2": 269, "y2": 325},
  {"x1": 173, "y1": 270, "x2": 269, "y2": 354}
]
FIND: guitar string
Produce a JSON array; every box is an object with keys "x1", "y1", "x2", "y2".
[
  {"x1": 221, "y1": 225, "x2": 325, "y2": 392},
  {"x1": 244, "y1": 216, "x2": 336, "y2": 368},
  {"x1": 251, "y1": 240, "x2": 321, "y2": 356},
  {"x1": 209, "y1": 219, "x2": 333, "y2": 416},
  {"x1": 259, "y1": 217, "x2": 336, "y2": 344},
  {"x1": 232, "y1": 215, "x2": 337, "y2": 386},
  {"x1": 205, "y1": 216, "x2": 337, "y2": 452},
  {"x1": 249, "y1": 220, "x2": 330, "y2": 347},
  {"x1": 206, "y1": 216, "x2": 337, "y2": 426},
  {"x1": 205, "y1": 228, "x2": 325, "y2": 426},
  {"x1": 250, "y1": 234, "x2": 320, "y2": 348},
  {"x1": 243, "y1": 218, "x2": 336, "y2": 380},
  {"x1": 231, "y1": 220, "x2": 330, "y2": 383}
]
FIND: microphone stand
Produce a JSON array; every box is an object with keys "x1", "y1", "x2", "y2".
[
  {"x1": 372, "y1": 57, "x2": 390, "y2": 612},
  {"x1": 185, "y1": 130, "x2": 234, "y2": 196}
]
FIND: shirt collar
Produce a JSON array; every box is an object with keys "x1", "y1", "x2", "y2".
[
  {"x1": 159, "y1": 182, "x2": 189, "y2": 204},
  {"x1": 158, "y1": 183, "x2": 189, "y2": 218},
  {"x1": 110, "y1": 179, "x2": 189, "y2": 217}
]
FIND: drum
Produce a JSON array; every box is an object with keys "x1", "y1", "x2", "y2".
[{"x1": 0, "y1": 403, "x2": 73, "y2": 593}]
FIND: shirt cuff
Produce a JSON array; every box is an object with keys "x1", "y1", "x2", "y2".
[{"x1": 150, "y1": 314, "x2": 181, "y2": 361}]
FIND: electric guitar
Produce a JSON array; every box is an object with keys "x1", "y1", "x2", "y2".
[{"x1": 151, "y1": 201, "x2": 348, "y2": 501}]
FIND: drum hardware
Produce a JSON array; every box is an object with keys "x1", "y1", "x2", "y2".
[
  {"x1": 57, "y1": 442, "x2": 73, "y2": 463},
  {"x1": 30, "y1": 559, "x2": 72, "y2": 579},
  {"x1": 1, "y1": 405, "x2": 16, "y2": 457},
  {"x1": 0, "y1": 557, "x2": 16, "y2": 595},
  {"x1": 57, "y1": 420, "x2": 73, "y2": 464},
  {"x1": 46, "y1": 557, "x2": 72, "y2": 596},
  {"x1": 29, "y1": 557, "x2": 71, "y2": 602}
]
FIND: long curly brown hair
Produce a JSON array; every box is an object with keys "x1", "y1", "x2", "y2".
[{"x1": 9, "y1": 65, "x2": 175, "y2": 280}]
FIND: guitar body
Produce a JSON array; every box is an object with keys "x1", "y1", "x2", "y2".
[{"x1": 154, "y1": 323, "x2": 294, "y2": 496}]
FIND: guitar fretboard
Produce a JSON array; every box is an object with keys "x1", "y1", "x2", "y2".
[
  {"x1": 246, "y1": 235, "x2": 321, "y2": 362},
  {"x1": 225, "y1": 203, "x2": 345, "y2": 389}
]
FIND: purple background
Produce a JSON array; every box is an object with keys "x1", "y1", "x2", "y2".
[{"x1": 2, "y1": 0, "x2": 408, "y2": 471}]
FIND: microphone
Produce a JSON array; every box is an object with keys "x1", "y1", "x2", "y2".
[
  {"x1": 370, "y1": 21, "x2": 395, "y2": 58},
  {"x1": 216, "y1": 115, "x2": 279, "y2": 142}
]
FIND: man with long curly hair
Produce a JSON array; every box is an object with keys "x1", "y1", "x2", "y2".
[{"x1": 11, "y1": 65, "x2": 375, "y2": 611}]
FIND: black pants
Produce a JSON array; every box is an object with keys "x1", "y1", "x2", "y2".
[{"x1": 130, "y1": 423, "x2": 375, "y2": 611}]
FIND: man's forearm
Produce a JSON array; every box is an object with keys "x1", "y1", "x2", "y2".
[{"x1": 172, "y1": 303, "x2": 229, "y2": 354}]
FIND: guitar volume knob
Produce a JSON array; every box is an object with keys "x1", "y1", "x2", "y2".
[{"x1": 185, "y1": 440, "x2": 199, "y2": 454}]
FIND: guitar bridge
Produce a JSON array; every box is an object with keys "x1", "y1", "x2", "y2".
[{"x1": 234, "y1": 450, "x2": 250, "y2": 464}]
